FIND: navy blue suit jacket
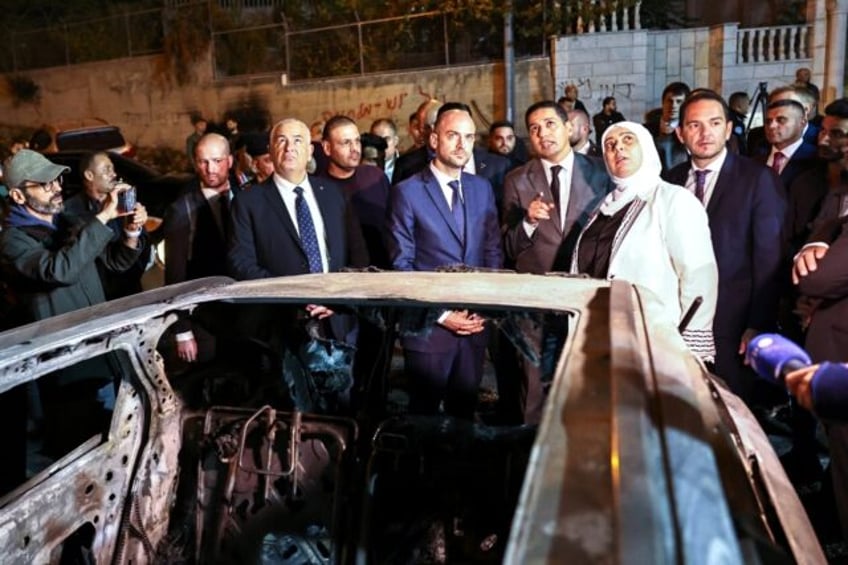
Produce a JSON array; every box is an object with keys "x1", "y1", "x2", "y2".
[
  {"x1": 227, "y1": 175, "x2": 368, "y2": 280},
  {"x1": 387, "y1": 167, "x2": 503, "y2": 352},
  {"x1": 665, "y1": 153, "x2": 787, "y2": 341}
]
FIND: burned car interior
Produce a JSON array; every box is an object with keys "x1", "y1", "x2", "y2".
[{"x1": 0, "y1": 273, "x2": 826, "y2": 564}]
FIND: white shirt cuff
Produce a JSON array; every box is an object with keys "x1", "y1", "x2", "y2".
[{"x1": 175, "y1": 331, "x2": 195, "y2": 342}]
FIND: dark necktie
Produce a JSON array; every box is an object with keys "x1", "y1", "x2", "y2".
[
  {"x1": 448, "y1": 179, "x2": 465, "y2": 243},
  {"x1": 693, "y1": 169, "x2": 709, "y2": 203},
  {"x1": 219, "y1": 190, "x2": 231, "y2": 237},
  {"x1": 293, "y1": 186, "x2": 323, "y2": 273},
  {"x1": 772, "y1": 151, "x2": 786, "y2": 174},
  {"x1": 550, "y1": 165, "x2": 563, "y2": 210}
]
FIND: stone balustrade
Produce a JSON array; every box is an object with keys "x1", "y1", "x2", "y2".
[{"x1": 736, "y1": 24, "x2": 811, "y2": 63}]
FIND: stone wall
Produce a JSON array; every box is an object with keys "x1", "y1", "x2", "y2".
[
  {"x1": 0, "y1": 54, "x2": 552, "y2": 152},
  {"x1": 552, "y1": 23, "x2": 813, "y2": 125}
]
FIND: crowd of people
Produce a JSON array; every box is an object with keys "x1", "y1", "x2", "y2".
[{"x1": 2, "y1": 67, "x2": 848, "y2": 539}]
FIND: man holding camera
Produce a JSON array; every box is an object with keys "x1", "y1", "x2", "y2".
[
  {"x1": 0, "y1": 149, "x2": 146, "y2": 492},
  {"x1": 64, "y1": 151, "x2": 151, "y2": 300}
]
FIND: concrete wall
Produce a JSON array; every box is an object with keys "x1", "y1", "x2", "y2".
[
  {"x1": 0, "y1": 54, "x2": 552, "y2": 152},
  {"x1": 553, "y1": 23, "x2": 812, "y2": 125}
]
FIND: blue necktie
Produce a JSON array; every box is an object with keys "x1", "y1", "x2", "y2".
[
  {"x1": 448, "y1": 179, "x2": 465, "y2": 243},
  {"x1": 694, "y1": 169, "x2": 709, "y2": 203},
  {"x1": 294, "y1": 186, "x2": 323, "y2": 273}
]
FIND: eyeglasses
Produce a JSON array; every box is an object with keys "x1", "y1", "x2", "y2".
[{"x1": 21, "y1": 177, "x2": 63, "y2": 192}]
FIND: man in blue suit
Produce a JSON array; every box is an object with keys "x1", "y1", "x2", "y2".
[
  {"x1": 387, "y1": 104, "x2": 503, "y2": 418},
  {"x1": 665, "y1": 90, "x2": 787, "y2": 402}
]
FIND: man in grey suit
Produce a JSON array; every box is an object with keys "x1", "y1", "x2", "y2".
[{"x1": 501, "y1": 100, "x2": 612, "y2": 424}]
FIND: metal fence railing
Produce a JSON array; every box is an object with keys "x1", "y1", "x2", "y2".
[
  {"x1": 3, "y1": 8, "x2": 163, "y2": 73},
  {"x1": 0, "y1": 3, "x2": 551, "y2": 80}
]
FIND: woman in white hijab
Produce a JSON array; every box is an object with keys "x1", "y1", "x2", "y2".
[{"x1": 571, "y1": 121, "x2": 718, "y2": 361}]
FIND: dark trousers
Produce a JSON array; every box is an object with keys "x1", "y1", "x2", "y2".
[{"x1": 404, "y1": 337, "x2": 487, "y2": 419}]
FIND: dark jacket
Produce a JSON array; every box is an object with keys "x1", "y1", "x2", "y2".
[{"x1": 0, "y1": 206, "x2": 141, "y2": 327}]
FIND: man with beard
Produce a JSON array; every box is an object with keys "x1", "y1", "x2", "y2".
[
  {"x1": 664, "y1": 90, "x2": 786, "y2": 404},
  {"x1": 792, "y1": 98, "x2": 848, "y2": 534},
  {"x1": 320, "y1": 115, "x2": 391, "y2": 269},
  {"x1": 488, "y1": 120, "x2": 529, "y2": 172},
  {"x1": 0, "y1": 149, "x2": 146, "y2": 493},
  {"x1": 387, "y1": 105, "x2": 502, "y2": 419},
  {"x1": 567, "y1": 108, "x2": 600, "y2": 157},
  {"x1": 163, "y1": 133, "x2": 234, "y2": 364}
]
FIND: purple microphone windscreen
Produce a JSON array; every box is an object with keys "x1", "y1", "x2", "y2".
[{"x1": 746, "y1": 333, "x2": 812, "y2": 382}]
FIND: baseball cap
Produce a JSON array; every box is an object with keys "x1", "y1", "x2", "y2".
[{"x1": 5, "y1": 149, "x2": 69, "y2": 189}]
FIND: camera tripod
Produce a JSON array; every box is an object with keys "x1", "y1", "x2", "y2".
[{"x1": 746, "y1": 81, "x2": 768, "y2": 133}]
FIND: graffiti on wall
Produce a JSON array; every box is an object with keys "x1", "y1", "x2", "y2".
[
  {"x1": 560, "y1": 78, "x2": 636, "y2": 101},
  {"x1": 320, "y1": 91, "x2": 410, "y2": 122}
]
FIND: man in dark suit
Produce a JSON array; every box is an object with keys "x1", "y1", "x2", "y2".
[
  {"x1": 665, "y1": 90, "x2": 787, "y2": 402},
  {"x1": 794, "y1": 215, "x2": 848, "y2": 538},
  {"x1": 757, "y1": 98, "x2": 819, "y2": 191},
  {"x1": 387, "y1": 105, "x2": 503, "y2": 419},
  {"x1": 747, "y1": 84, "x2": 821, "y2": 158},
  {"x1": 228, "y1": 118, "x2": 368, "y2": 280},
  {"x1": 501, "y1": 100, "x2": 611, "y2": 424},
  {"x1": 163, "y1": 133, "x2": 234, "y2": 364}
]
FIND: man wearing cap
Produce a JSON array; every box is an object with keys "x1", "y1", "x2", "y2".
[
  {"x1": 0, "y1": 149, "x2": 147, "y2": 326},
  {"x1": 0, "y1": 149, "x2": 146, "y2": 493}
]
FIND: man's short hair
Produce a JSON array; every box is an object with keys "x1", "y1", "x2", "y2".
[
  {"x1": 79, "y1": 151, "x2": 109, "y2": 181},
  {"x1": 489, "y1": 120, "x2": 514, "y2": 134},
  {"x1": 769, "y1": 84, "x2": 816, "y2": 107},
  {"x1": 371, "y1": 118, "x2": 397, "y2": 135},
  {"x1": 662, "y1": 81, "x2": 691, "y2": 100},
  {"x1": 568, "y1": 108, "x2": 590, "y2": 124},
  {"x1": 766, "y1": 98, "x2": 806, "y2": 117},
  {"x1": 434, "y1": 102, "x2": 472, "y2": 129},
  {"x1": 678, "y1": 89, "x2": 731, "y2": 123},
  {"x1": 322, "y1": 115, "x2": 357, "y2": 142},
  {"x1": 824, "y1": 98, "x2": 848, "y2": 119},
  {"x1": 602, "y1": 96, "x2": 615, "y2": 107},
  {"x1": 728, "y1": 92, "x2": 748, "y2": 108},
  {"x1": 525, "y1": 100, "x2": 569, "y2": 129}
]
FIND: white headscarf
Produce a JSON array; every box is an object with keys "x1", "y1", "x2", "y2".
[{"x1": 598, "y1": 121, "x2": 663, "y2": 216}]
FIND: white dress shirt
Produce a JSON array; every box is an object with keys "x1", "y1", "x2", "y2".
[
  {"x1": 524, "y1": 151, "x2": 575, "y2": 235},
  {"x1": 273, "y1": 172, "x2": 329, "y2": 272},
  {"x1": 685, "y1": 147, "x2": 728, "y2": 206}
]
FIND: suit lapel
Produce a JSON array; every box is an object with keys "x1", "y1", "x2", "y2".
[
  {"x1": 261, "y1": 179, "x2": 301, "y2": 245},
  {"x1": 707, "y1": 153, "x2": 735, "y2": 217},
  {"x1": 525, "y1": 160, "x2": 563, "y2": 235},
  {"x1": 422, "y1": 168, "x2": 463, "y2": 244}
]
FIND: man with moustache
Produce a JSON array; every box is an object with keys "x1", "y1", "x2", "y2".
[
  {"x1": 488, "y1": 120, "x2": 529, "y2": 172},
  {"x1": 501, "y1": 100, "x2": 611, "y2": 424},
  {"x1": 0, "y1": 149, "x2": 146, "y2": 492},
  {"x1": 320, "y1": 115, "x2": 391, "y2": 268},
  {"x1": 567, "y1": 108, "x2": 600, "y2": 157},
  {"x1": 665, "y1": 90, "x2": 786, "y2": 404},
  {"x1": 387, "y1": 105, "x2": 502, "y2": 419}
]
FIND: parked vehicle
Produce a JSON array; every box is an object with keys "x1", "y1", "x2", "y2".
[
  {"x1": 29, "y1": 119, "x2": 135, "y2": 157},
  {"x1": 0, "y1": 274, "x2": 826, "y2": 564}
]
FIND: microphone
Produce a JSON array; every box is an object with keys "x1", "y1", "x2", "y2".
[{"x1": 746, "y1": 333, "x2": 812, "y2": 382}]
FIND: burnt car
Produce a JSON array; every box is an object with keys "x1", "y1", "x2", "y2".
[
  {"x1": 0, "y1": 273, "x2": 826, "y2": 564},
  {"x1": 48, "y1": 150, "x2": 192, "y2": 219}
]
